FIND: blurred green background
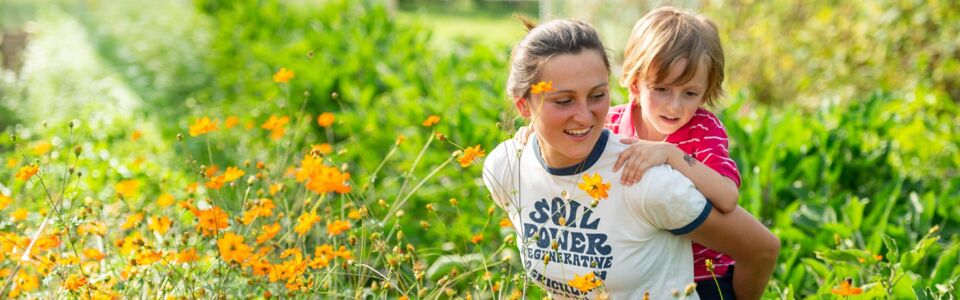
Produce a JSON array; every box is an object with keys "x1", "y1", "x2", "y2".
[{"x1": 1, "y1": 0, "x2": 959, "y2": 298}]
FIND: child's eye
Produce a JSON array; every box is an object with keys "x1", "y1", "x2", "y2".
[
  {"x1": 652, "y1": 87, "x2": 668, "y2": 93},
  {"x1": 590, "y1": 93, "x2": 606, "y2": 99},
  {"x1": 685, "y1": 91, "x2": 699, "y2": 97}
]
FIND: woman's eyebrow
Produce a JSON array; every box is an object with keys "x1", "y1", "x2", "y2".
[{"x1": 547, "y1": 82, "x2": 609, "y2": 94}]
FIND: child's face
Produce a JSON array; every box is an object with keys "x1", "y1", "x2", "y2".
[
  {"x1": 633, "y1": 58, "x2": 707, "y2": 140},
  {"x1": 519, "y1": 51, "x2": 610, "y2": 168}
]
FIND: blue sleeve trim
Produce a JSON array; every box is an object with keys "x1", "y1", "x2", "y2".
[{"x1": 669, "y1": 201, "x2": 712, "y2": 235}]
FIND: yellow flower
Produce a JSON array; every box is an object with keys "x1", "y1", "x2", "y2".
[
  {"x1": 422, "y1": 115, "x2": 440, "y2": 127},
  {"x1": 273, "y1": 67, "x2": 295, "y2": 83},
  {"x1": 458, "y1": 145, "x2": 486, "y2": 167},
  {"x1": 121, "y1": 213, "x2": 145, "y2": 230},
  {"x1": 705, "y1": 258, "x2": 714, "y2": 272},
  {"x1": 0, "y1": 194, "x2": 12, "y2": 210},
  {"x1": 157, "y1": 193, "x2": 175, "y2": 207},
  {"x1": 33, "y1": 141, "x2": 52, "y2": 155},
  {"x1": 347, "y1": 209, "x2": 361, "y2": 220},
  {"x1": 317, "y1": 112, "x2": 335, "y2": 128},
  {"x1": 63, "y1": 274, "x2": 87, "y2": 291},
  {"x1": 832, "y1": 278, "x2": 863, "y2": 296},
  {"x1": 115, "y1": 179, "x2": 140, "y2": 199},
  {"x1": 224, "y1": 116, "x2": 240, "y2": 129},
  {"x1": 218, "y1": 232, "x2": 253, "y2": 264},
  {"x1": 310, "y1": 143, "x2": 333, "y2": 156},
  {"x1": 294, "y1": 211, "x2": 321, "y2": 236},
  {"x1": 256, "y1": 222, "x2": 281, "y2": 244},
  {"x1": 326, "y1": 220, "x2": 352, "y2": 236},
  {"x1": 189, "y1": 117, "x2": 218, "y2": 137},
  {"x1": 568, "y1": 272, "x2": 603, "y2": 293},
  {"x1": 148, "y1": 216, "x2": 172, "y2": 235},
  {"x1": 11, "y1": 272, "x2": 39, "y2": 297},
  {"x1": 577, "y1": 172, "x2": 611, "y2": 201},
  {"x1": 531, "y1": 81, "x2": 554, "y2": 95},
  {"x1": 223, "y1": 166, "x2": 245, "y2": 182},
  {"x1": 11, "y1": 208, "x2": 28, "y2": 221},
  {"x1": 15, "y1": 164, "x2": 39, "y2": 181}
]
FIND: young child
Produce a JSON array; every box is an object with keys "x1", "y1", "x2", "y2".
[{"x1": 606, "y1": 6, "x2": 776, "y2": 299}]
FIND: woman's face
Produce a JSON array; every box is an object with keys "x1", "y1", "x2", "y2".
[{"x1": 519, "y1": 51, "x2": 610, "y2": 168}]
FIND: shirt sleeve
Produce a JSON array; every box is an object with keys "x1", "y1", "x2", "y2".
[
  {"x1": 629, "y1": 165, "x2": 712, "y2": 235},
  {"x1": 689, "y1": 113, "x2": 741, "y2": 188},
  {"x1": 482, "y1": 139, "x2": 519, "y2": 211}
]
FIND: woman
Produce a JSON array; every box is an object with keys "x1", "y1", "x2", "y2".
[{"x1": 482, "y1": 19, "x2": 778, "y2": 299}]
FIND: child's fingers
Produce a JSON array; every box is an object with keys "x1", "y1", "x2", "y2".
[
  {"x1": 613, "y1": 152, "x2": 631, "y2": 172},
  {"x1": 620, "y1": 137, "x2": 640, "y2": 145}
]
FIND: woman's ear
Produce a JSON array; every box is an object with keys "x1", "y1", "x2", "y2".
[
  {"x1": 515, "y1": 97, "x2": 532, "y2": 118},
  {"x1": 629, "y1": 82, "x2": 641, "y2": 95}
]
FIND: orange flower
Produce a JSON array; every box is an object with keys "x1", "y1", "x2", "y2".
[
  {"x1": 157, "y1": 193, "x2": 175, "y2": 207},
  {"x1": 189, "y1": 117, "x2": 218, "y2": 137},
  {"x1": 261, "y1": 115, "x2": 290, "y2": 141},
  {"x1": 206, "y1": 175, "x2": 225, "y2": 190},
  {"x1": 832, "y1": 278, "x2": 863, "y2": 296},
  {"x1": 148, "y1": 216, "x2": 172, "y2": 235},
  {"x1": 115, "y1": 179, "x2": 140, "y2": 199},
  {"x1": 334, "y1": 246, "x2": 353, "y2": 260},
  {"x1": 15, "y1": 164, "x2": 39, "y2": 181},
  {"x1": 242, "y1": 198, "x2": 276, "y2": 225},
  {"x1": 317, "y1": 112, "x2": 335, "y2": 127},
  {"x1": 63, "y1": 274, "x2": 87, "y2": 291},
  {"x1": 310, "y1": 143, "x2": 332, "y2": 156},
  {"x1": 131, "y1": 130, "x2": 143, "y2": 141},
  {"x1": 273, "y1": 67, "x2": 295, "y2": 83},
  {"x1": 578, "y1": 172, "x2": 611, "y2": 201},
  {"x1": 204, "y1": 165, "x2": 220, "y2": 177},
  {"x1": 326, "y1": 220, "x2": 352, "y2": 236},
  {"x1": 224, "y1": 116, "x2": 240, "y2": 129},
  {"x1": 256, "y1": 222, "x2": 281, "y2": 244},
  {"x1": 499, "y1": 217, "x2": 512, "y2": 228},
  {"x1": 12, "y1": 272, "x2": 39, "y2": 296},
  {"x1": 217, "y1": 232, "x2": 253, "y2": 264},
  {"x1": 422, "y1": 115, "x2": 440, "y2": 127},
  {"x1": 568, "y1": 272, "x2": 602, "y2": 293},
  {"x1": 78, "y1": 221, "x2": 107, "y2": 236},
  {"x1": 395, "y1": 134, "x2": 405, "y2": 145},
  {"x1": 195, "y1": 206, "x2": 229, "y2": 236},
  {"x1": 471, "y1": 233, "x2": 484, "y2": 244},
  {"x1": 458, "y1": 145, "x2": 486, "y2": 167},
  {"x1": 531, "y1": 81, "x2": 554, "y2": 95},
  {"x1": 10, "y1": 208, "x2": 28, "y2": 222},
  {"x1": 294, "y1": 211, "x2": 321, "y2": 236},
  {"x1": 347, "y1": 209, "x2": 361, "y2": 220},
  {"x1": 175, "y1": 248, "x2": 199, "y2": 264}
]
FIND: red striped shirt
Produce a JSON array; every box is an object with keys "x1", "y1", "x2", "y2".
[{"x1": 606, "y1": 101, "x2": 739, "y2": 280}]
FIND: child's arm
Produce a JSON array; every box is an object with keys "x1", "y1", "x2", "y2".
[{"x1": 613, "y1": 139, "x2": 739, "y2": 213}]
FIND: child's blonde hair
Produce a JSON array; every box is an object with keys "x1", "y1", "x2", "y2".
[{"x1": 620, "y1": 6, "x2": 724, "y2": 107}]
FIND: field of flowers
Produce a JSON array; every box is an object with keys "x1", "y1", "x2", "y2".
[{"x1": 0, "y1": 0, "x2": 958, "y2": 299}]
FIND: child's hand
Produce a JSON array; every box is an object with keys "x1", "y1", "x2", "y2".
[{"x1": 613, "y1": 138, "x2": 677, "y2": 186}]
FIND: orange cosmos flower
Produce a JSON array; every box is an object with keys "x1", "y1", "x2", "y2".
[
  {"x1": 499, "y1": 217, "x2": 512, "y2": 228},
  {"x1": 568, "y1": 272, "x2": 603, "y2": 293},
  {"x1": 422, "y1": 115, "x2": 440, "y2": 127},
  {"x1": 578, "y1": 172, "x2": 611, "y2": 201},
  {"x1": 242, "y1": 198, "x2": 276, "y2": 225},
  {"x1": 310, "y1": 143, "x2": 332, "y2": 156},
  {"x1": 218, "y1": 232, "x2": 253, "y2": 264},
  {"x1": 294, "y1": 211, "x2": 321, "y2": 236},
  {"x1": 347, "y1": 209, "x2": 361, "y2": 220},
  {"x1": 11, "y1": 208, "x2": 28, "y2": 222},
  {"x1": 121, "y1": 213, "x2": 144, "y2": 230},
  {"x1": 83, "y1": 248, "x2": 106, "y2": 261},
  {"x1": 471, "y1": 234, "x2": 484, "y2": 244},
  {"x1": 15, "y1": 164, "x2": 39, "y2": 181},
  {"x1": 273, "y1": 67, "x2": 294, "y2": 83},
  {"x1": 261, "y1": 115, "x2": 290, "y2": 141},
  {"x1": 531, "y1": 81, "x2": 554, "y2": 95},
  {"x1": 0, "y1": 194, "x2": 12, "y2": 210},
  {"x1": 832, "y1": 278, "x2": 863, "y2": 296},
  {"x1": 195, "y1": 206, "x2": 229, "y2": 236},
  {"x1": 256, "y1": 222, "x2": 281, "y2": 244},
  {"x1": 189, "y1": 117, "x2": 218, "y2": 137},
  {"x1": 326, "y1": 220, "x2": 352, "y2": 236},
  {"x1": 157, "y1": 193, "x2": 175, "y2": 207},
  {"x1": 175, "y1": 248, "x2": 199, "y2": 264},
  {"x1": 458, "y1": 145, "x2": 486, "y2": 167},
  {"x1": 224, "y1": 116, "x2": 240, "y2": 129},
  {"x1": 317, "y1": 112, "x2": 335, "y2": 127},
  {"x1": 205, "y1": 175, "x2": 225, "y2": 190},
  {"x1": 63, "y1": 274, "x2": 88, "y2": 291}
]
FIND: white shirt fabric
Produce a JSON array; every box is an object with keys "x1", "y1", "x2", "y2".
[{"x1": 482, "y1": 129, "x2": 711, "y2": 299}]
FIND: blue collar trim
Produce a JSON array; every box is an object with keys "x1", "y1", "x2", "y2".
[{"x1": 533, "y1": 129, "x2": 609, "y2": 176}]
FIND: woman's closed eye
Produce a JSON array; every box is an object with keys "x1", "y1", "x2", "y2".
[
  {"x1": 684, "y1": 91, "x2": 699, "y2": 97},
  {"x1": 554, "y1": 98, "x2": 573, "y2": 105},
  {"x1": 590, "y1": 92, "x2": 606, "y2": 99}
]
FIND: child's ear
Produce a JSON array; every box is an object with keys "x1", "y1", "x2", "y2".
[{"x1": 515, "y1": 97, "x2": 532, "y2": 118}]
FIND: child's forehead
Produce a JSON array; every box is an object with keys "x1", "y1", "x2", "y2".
[{"x1": 645, "y1": 56, "x2": 709, "y2": 85}]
